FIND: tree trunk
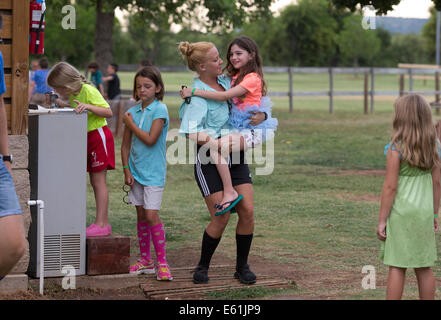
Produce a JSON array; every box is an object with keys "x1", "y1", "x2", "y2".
[{"x1": 94, "y1": 0, "x2": 114, "y2": 76}]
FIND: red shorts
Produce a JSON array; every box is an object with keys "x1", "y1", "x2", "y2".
[{"x1": 87, "y1": 126, "x2": 115, "y2": 172}]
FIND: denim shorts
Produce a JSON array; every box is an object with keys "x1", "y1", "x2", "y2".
[{"x1": 0, "y1": 155, "x2": 22, "y2": 217}]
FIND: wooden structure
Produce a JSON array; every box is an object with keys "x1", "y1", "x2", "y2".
[
  {"x1": 86, "y1": 236, "x2": 130, "y2": 276},
  {"x1": 1, "y1": 0, "x2": 29, "y2": 134},
  {"x1": 0, "y1": 0, "x2": 31, "y2": 289}
]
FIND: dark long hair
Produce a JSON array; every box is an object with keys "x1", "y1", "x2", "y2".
[{"x1": 224, "y1": 36, "x2": 267, "y2": 96}]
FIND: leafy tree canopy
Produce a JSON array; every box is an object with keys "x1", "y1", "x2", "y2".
[{"x1": 331, "y1": 0, "x2": 441, "y2": 14}]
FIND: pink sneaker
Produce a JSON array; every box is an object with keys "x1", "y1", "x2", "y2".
[
  {"x1": 130, "y1": 258, "x2": 155, "y2": 275},
  {"x1": 86, "y1": 223, "x2": 112, "y2": 237},
  {"x1": 156, "y1": 262, "x2": 173, "y2": 281}
]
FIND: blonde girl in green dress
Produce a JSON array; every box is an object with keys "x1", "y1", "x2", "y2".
[{"x1": 377, "y1": 94, "x2": 441, "y2": 300}]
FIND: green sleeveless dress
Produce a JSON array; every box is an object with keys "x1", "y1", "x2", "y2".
[{"x1": 379, "y1": 143, "x2": 437, "y2": 268}]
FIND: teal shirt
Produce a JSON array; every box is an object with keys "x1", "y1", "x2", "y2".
[
  {"x1": 179, "y1": 75, "x2": 233, "y2": 138},
  {"x1": 128, "y1": 100, "x2": 169, "y2": 187}
]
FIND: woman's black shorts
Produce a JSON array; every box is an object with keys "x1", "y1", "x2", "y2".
[{"x1": 194, "y1": 144, "x2": 252, "y2": 197}]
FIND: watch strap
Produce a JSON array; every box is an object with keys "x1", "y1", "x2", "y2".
[{"x1": 2, "y1": 155, "x2": 12, "y2": 163}]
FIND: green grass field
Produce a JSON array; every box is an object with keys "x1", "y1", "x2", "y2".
[{"x1": 87, "y1": 72, "x2": 441, "y2": 299}]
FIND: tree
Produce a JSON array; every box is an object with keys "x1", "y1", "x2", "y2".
[
  {"x1": 127, "y1": 10, "x2": 172, "y2": 65},
  {"x1": 389, "y1": 34, "x2": 429, "y2": 65},
  {"x1": 422, "y1": 7, "x2": 438, "y2": 62},
  {"x1": 279, "y1": 0, "x2": 339, "y2": 66},
  {"x1": 43, "y1": 1, "x2": 95, "y2": 67},
  {"x1": 336, "y1": 14, "x2": 380, "y2": 67},
  {"x1": 90, "y1": 0, "x2": 274, "y2": 74},
  {"x1": 331, "y1": 0, "x2": 441, "y2": 14}
]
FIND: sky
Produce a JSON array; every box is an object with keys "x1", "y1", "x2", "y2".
[{"x1": 270, "y1": 0, "x2": 433, "y2": 18}]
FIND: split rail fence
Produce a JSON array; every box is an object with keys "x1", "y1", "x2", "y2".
[{"x1": 109, "y1": 65, "x2": 441, "y2": 135}]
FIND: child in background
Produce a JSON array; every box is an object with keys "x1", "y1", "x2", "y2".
[
  {"x1": 121, "y1": 66, "x2": 172, "y2": 281},
  {"x1": 29, "y1": 57, "x2": 53, "y2": 105},
  {"x1": 180, "y1": 36, "x2": 277, "y2": 215},
  {"x1": 47, "y1": 62, "x2": 115, "y2": 237},
  {"x1": 377, "y1": 94, "x2": 440, "y2": 300},
  {"x1": 102, "y1": 63, "x2": 121, "y2": 101},
  {"x1": 87, "y1": 62, "x2": 105, "y2": 97}
]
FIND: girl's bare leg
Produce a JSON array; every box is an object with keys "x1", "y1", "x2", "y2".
[
  {"x1": 386, "y1": 266, "x2": 406, "y2": 300},
  {"x1": 219, "y1": 133, "x2": 246, "y2": 154},
  {"x1": 89, "y1": 170, "x2": 110, "y2": 228},
  {"x1": 415, "y1": 267, "x2": 435, "y2": 300}
]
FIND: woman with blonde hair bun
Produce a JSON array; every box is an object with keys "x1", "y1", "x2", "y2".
[{"x1": 177, "y1": 41, "x2": 266, "y2": 285}]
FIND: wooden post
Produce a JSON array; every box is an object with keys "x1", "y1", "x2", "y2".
[
  {"x1": 115, "y1": 99, "x2": 125, "y2": 139},
  {"x1": 364, "y1": 72, "x2": 368, "y2": 114},
  {"x1": 10, "y1": 0, "x2": 29, "y2": 135},
  {"x1": 288, "y1": 66, "x2": 293, "y2": 113},
  {"x1": 370, "y1": 67, "x2": 375, "y2": 113},
  {"x1": 399, "y1": 74, "x2": 404, "y2": 97},
  {"x1": 329, "y1": 67, "x2": 333, "y2": 114},
  {"x1": 408, "y1": 68, "x2": 413, "y2": 93},
  {"x1": 436, "y1": 71, "x2": 440, "y2": 115}
]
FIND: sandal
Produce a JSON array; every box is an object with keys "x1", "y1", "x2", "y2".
[{"x1": 214, "y1": 195, "x2": 243, "y2": 216}]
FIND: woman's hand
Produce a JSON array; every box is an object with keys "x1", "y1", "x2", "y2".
[
  {"x1": 376, "y1": 221, "x2": 387, "y2": 241},
  {"x1": 249, "y1": 111, "x2": 266, "y2": 126},
  {"x1": 180, "y1": 87, "x2": 193, "y2": 99}
]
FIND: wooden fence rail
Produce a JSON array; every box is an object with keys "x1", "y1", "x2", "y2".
[{"x1": 117, "y1": 65, "x2": 441, "y2": 114}]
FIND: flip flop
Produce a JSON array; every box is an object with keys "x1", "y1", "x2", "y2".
[{"x1": 214, "y1": 195, "x2": 243, "y2": 216}]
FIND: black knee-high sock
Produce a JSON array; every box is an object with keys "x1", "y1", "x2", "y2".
[
  {"x1": 236, "y1": 233, "x2": 253, "y2": 269},
  {"x1": 198, "y1": 230, "x2": 221, "y2": 268}
]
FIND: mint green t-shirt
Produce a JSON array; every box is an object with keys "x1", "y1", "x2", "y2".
[
  {"x1": 128, "y1": 100, "x2": 169, "y2": 187},
  {"x1": 179, "y1": 75, "x2": 233, "y2": 139},
  {"x1": 69, "y1": 83, "x2": 109, "y2": 132}
]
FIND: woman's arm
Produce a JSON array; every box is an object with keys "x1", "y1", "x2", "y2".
[
  {"x1": 432, "y1": 163, "x2": 441, "y2": 231},
  {"x1": 181, "y1": 85, "x2": 248, "y2": 102},
  {"x1": 121, "y1": 126, "x2": 134, "y2": 186},
  {"x1": 73, "y1": 99, "x2": 113, "y2": 118},
  {"x1": 123, "y1": 112, "x2": 165, "y2": 147},
  {"x1": 377, "y1": 148, "x2": 400, "y2": 241}
]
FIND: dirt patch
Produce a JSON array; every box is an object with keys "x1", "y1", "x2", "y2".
[
  {"x1": 328, "y1": 169, "x2": 385, "y2": 177},
  {"x1": 335, "y1": 192, "x2": 380, "y2": 203},
  {"x1": 0, "y1": 246, "x2": 366, "y2": 300}
]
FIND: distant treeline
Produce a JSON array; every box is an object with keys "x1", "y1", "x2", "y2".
[{"x1": 38, "y1": 0, "x2": 439, "y2": 69}]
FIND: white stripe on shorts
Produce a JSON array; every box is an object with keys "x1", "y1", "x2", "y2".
[
  {"x1": 196, "y1": 153, "x2": 210, "y2": 197},
  {"x1": 97, "y1": 127, "x2": 108, "y2": 156}
]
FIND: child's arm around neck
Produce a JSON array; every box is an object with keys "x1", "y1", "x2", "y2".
[{"x1": 183, "y1": 85, "x2": 248, "y2": 102}]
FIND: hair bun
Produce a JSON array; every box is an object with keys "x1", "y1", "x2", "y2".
[{"x1": 178, "y1": 42, "x2": 193, "y2": 57}]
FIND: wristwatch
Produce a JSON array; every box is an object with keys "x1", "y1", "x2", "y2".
[{"x1": 2, "y1": 154, "x2": 12, "y2": 163}]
